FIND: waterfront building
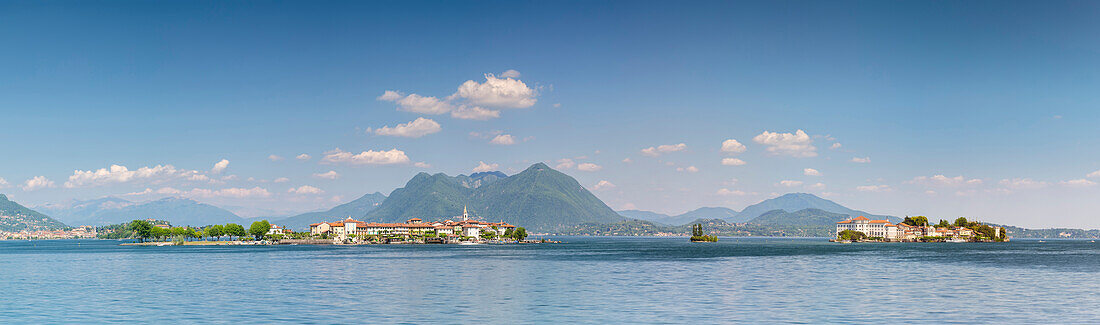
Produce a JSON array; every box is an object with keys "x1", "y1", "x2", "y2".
[{"x1": 836, "y1": 216, "x2": 899, "y2": 239}]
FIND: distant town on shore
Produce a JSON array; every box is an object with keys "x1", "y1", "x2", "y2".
[{"x1": 2, "y1": 164, "x2": 1099, "y2": 241}]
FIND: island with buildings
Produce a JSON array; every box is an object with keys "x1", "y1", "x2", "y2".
[{"x1": 834, "y1": 216, "x2": 1009, "y2": 243}]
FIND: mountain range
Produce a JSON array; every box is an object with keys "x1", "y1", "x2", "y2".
[
  {"x1": 620, "y1": 193, "x2": 899, "y2": 226},
  {"x1": 363, "y1": 163, "x2": 624, "y2": 231},
  {"x1": 274, "y1": 192, "x2": 387, "y2": 231},
  {"x1": 618, "y1": 207, "x2": 742, "y2": 225},
  {"x1": 0, "y1": 194, "x2": 68, "y2": 232},
  {"x1": 35, "y1": 197, "x2": 245, "y2": 227}
]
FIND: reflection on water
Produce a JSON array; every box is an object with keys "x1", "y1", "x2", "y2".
[{"x1": 1, "y1": 237, "x2": 1098, "y2": 323}]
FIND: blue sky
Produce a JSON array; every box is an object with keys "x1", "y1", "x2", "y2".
[{"x1": 2, "y1": 0, "x2": 1099, "y2": 227}]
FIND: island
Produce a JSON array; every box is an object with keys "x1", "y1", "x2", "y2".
[{"x1": 833, "y1": 216, "x2": 1009, "y2": 243}]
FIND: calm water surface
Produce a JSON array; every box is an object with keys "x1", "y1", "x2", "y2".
[{"x1": 1, "y1": 237, "x2": 1098, "y2": 324}]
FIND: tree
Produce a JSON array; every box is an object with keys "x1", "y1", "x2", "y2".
[
  {"x1": 150, "y1": 226, "x2": 169, "y2": 242},
  {"x1": 936, "y1": 219, "x2": 951, "y2": 228},
  {"x1": 902, "y1": 216, "x2": 929, "y2": 227},
  {"x1": 837, "y1": 229, "x2": 867, "y2": 241},
  {"x1": 512, "y1": 227, "x2": 527, "y2": 241},
  {"x1": 954, "y1": 217, "x2": 969, "y2": 228},
  {"x1": 503, "y1": 228, "x2": 514, "y2": 238},
  {"x1": 206, "y1": 224, "x2": 225, "y2": 241},
  {"x1": 225, "y1": 223, "x2": 246, "y2": 240},
  {"x1": 129, "y1": 220, "x2": 153, "y2": 243},
  {"x1": 480, "y1": 228, "x2": 497, "y2": 239},
  {"x1": 249, "y1": 220, "x2": 271, "y2": 241}
]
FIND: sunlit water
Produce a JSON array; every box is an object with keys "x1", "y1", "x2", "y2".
[{"x1": 1, "y1": 237, "x2": 1098, "y2": 323}]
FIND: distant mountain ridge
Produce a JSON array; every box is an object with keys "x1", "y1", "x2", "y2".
[
  {"x1": 365, "y1": 163, "x2": 624, "y2": 231},
  {"x1": 35, "y1": 197, "x2": 244, "y2": 226},
  {"x1": 737, "y1": 193, "x2": 898, "y2": 223},
  {"x1": 618, "y1": 207, "x2": 742, "y2": 225},
  {"x1": 748, "y1": 208, "x2": 855, "y2": 226},
  {"x1": 0, "y1": 194, "x2": 68, "y2": 231},
  {"x1": 275, "y1": 192, "x2": 387, "y2": 231},
  {"x1": 616, "y1": 193, "x2": 896, "y2": 227}
]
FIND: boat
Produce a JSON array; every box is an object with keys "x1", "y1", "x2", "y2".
[
  {"x1": 458, "y1": 241, "x2": 481, "y2": 245},
  {"x1": 946, "y1": 238, "x2": 967, "y2": 243}
]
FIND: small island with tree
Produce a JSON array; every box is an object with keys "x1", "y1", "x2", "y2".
[{"x1": 689, "y1": 223, "x2": 718, "y2": 242}]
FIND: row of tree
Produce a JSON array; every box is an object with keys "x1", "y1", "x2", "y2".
[
  {"x1": 901, "y1": 216, "x2": 1008, "y2": 241},
  {"x1": 127, "y1": 220, "x2": 272, "y2": 243}
]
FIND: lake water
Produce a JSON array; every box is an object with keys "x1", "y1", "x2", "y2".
[{"x1": 2, "y1": 237, "x2": 1099, "y2": 324}]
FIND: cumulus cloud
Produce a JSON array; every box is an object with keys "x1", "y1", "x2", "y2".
[
  {"x1": 372, "y1": 117, "x2": 442, "y2": 138},
  {"x1": 22, "y1": 176, "x2": 55, "y2": 191},
  {"x1": 472, "y1": 161, "x2": 499, "y2": 173},
  {"x1": 0, "y1": 177, "x2": 8, "y2": 189},
  {"x1": 378, "y1": 91, "x2": 453, "y2": 115},
  {"x1": 452, "y1": 74, "x2": 537, "y2": 108},
  {"x1": 909, "y1": 175, "x2": 983, "y2": 187},
  {"x1": 499, "y1": 69, "x2": 521, "y2": 78},
  {"x1": 721, "y1": 158, "x2": 747, "y2": 166},
  {"x1": 803, "y1": 168, "x2": 822, "y2": 176},
  {"x1": 125, "y1": 187, "x2": 182, "y2": 196},
  {"x1": 64, "y1": 164, "x2": 182, "y2": 188},
  {"x1": 577, "y1": 163, "x2": 602, "y2": 172},
  {"x1": 212, "y1": 159, "x2": 230, "y2": 174},
  {"x1": 807, "y1": 182, "x2": 826, "y2": 190},
  {"x1": 716, "y1": 188, "x2": 751, "y2": 196},
  {"x1": 1061, "y1": 179, "x2": 1097, "y2": 187},
  {"x1": 313, "y1": 171, "x2": 340, "y2": 180},
  {"x1": 998, "y1": 178, "x2": 1048, "y2": 190},
  {"x1": 450, "y1": 106, "x2": 500, "y2": 120},
  {"x1": 273, "y1": 177, "x2": 290, "y2": 183},
  {"x1": 322, "y1": 148, "x2": 410, "y2": 165},
  {"x1": 676, "y1": 166, "x2": 700, "y2": 173},
  {"x1": 752, "y1": 130, "x2": 816, "y2": 158},
  {"x1": 288, "y1": 185, "x2": 324, "y2": 195},
  {"x1": 414, "y1": 162, "x2": 431, "y2": 168},
  {"x1": 268, "y1": 155, "x2": 283, "y2": 161},
  {"x1": 622, "y1": 158, "x2": 633, "y2": 164},
  {"x1": 830, "y1": 143, "x2": 842, "y2": 150},
  {"x1": 640, "y1": 143, "x2": 687, "y2": 157},
  {"x1": 856, "y1": 184, "x2": 892, "y2": 192},
  {"x1": 555, "y1": 158, "x2": 576, "y2": 169},
  {"x1": 592, "y1": 180, "x2": 616, "y2": 190},
  {"x1": 720, "y1": 139, "x2": 747, "y2": 154},
  {"x1": 778, "y1": 180, "x2": 803, "y2": 187},
  {"x1": 296, "y1": 154, "x2": 311, "y2": 161},
  {"x1": 187, "y1": 187, "x2": 272, "y2": 199},
  {"x1": 490, "y1": 134, "x2": 516, "y2": 145},
  {"x1": 851, "y1": 157, "x2": 871, "y2": 163},
  {"x1": 1088, "y1": 170, "x2": 1100, "y2": 178}
]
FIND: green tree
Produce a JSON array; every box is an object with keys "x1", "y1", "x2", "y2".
[
  {"x1": 512, "y1": 227, "x2": 528, "y2": 241},
  {"x1": 936, "y1": 219, "x2": 951, "y2": 228},
  {"x1": 954, "y1": 217, "x2": 969, "y2": 228},
  {"x1": 503, "y1": 228, "x2": 514, "y2": 238},
  {"x1": 225, "y1": 223, "x2": 246, "y2": 240},
  {"x1": 150, "y1": 226, "x2": 169, "y2": 241},
  {"x1": 249, "y1": 220, "x2": 271, "y2": 241},
  {"x1": 902, "y1": 216, "x2": 929, "y2": 226},
  {"x1": 480, "y1": 228, "x2": 497, "y2": 239},
  {"x1": 129, "y1": 220, "x2": 153, "y2": 243},
  {"x1": 206, "y1": 224, "x2": 225, "y2": 241},
  {"x1": 837, "y1": 229, "x2": 867, "y2": 241}
]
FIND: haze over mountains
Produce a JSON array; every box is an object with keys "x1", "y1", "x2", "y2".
[
  {"x1": 276, "y1": 192, "x2": 387, "y2": 231},
  {"x1": 0, "y1": 194, "x2": 67, "y2": 232},
  {"x1": 35, "y1": 197, "x2": 244, "y2": 227},
  {"x1": 620, "y1": 193, "x2": 900, "y2": 226}
]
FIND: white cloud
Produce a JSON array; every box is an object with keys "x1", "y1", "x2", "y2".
[
  {"x1": 212, "y1": 159, "x2": 230, "y2": 174},
  {"x1": 716, "y1": 188, "x2": 751, "y2": 196},
  {"x1": 640, "y1": 143, "x2": 687, "y2": 157},
  {"x1": 0, "y1": 177, "x2": 8, "y2": 189},
  {"x1": 452, "y1": 74, "x2": 537, "y2": 108},
  {"x1": 450, "y1": 106, "x2": 500, "y2": 120},
  {"x1": 127, "y1": 187, "x2": 183, "y2": 196},
  {"x1": 500, "y1": 69, "x2": 521, "y2": 78},
  {"x1": 720, "y1": 139, "x2": 747, "y2": 154},
  {"x1": 807, "y1": 182, "x2": 826, "y2": 190},
  {"x1": 909, "y1": 175, "x2": 983, "y2": 187},
  {"x1": 998, "y1": 178, "x2": 1048, "y2": 190},
  {"x1": 577, "y1": 163, "x2": 603, "y2": 172},
  {"x1": 592, "y1": 180, "x2": 615, "y2": 190},
  {"x1": 555, "y1": 158, "x2": 575, "y2": 169},
  {"x1": 313, "y1": 171, "x2": 340, "y2": 180},
  {"x1": 676, "y1": 166, "x2": 699, "y2": 173},
  {"x1": 1088, "y1": 170, "x2": 1100, "y2": 178},
  {"x1": 288, "y1": 185, "x2": 324, "y2": 195},
  {"x1": 414, "y1": 162, "x2": 431, "y2": 168},
  {"x1": 373, "y1": 117, "x2": 442, "y2": 138},
  {"x1": 622, "y1": 158, "x2": 633, "y2": 164},
  {"x1": 830, "y1": 143, "x2": 842, "y2": 150},
  {"x1": 296, "y1": 154, "x2": 311, "y2": 161},
  {"x1": 124, "y1": 188, "x2": 152, "y2": 196},
  {"x1": 851, "y1": 157, "x2": 871, "y2": 163},
  {"x1": 378, "y1": 91, "x2": 453, "y2": 115},
  {"x1": 188, "y1": 174, "x2": 210, "y2": 182},
  {"x1": 721, "y1": 158, "x2": 747, "y2": 166},
  {"x1": 64, "y1": 164, "x2": 182, "y2": 188},
  {"x1": 268, "y1": 155, "x2": 283, "y2": 161},
  {"x1": 778, "y1": 180, "x2": 803, "y2": 187},
  {"x1": 803, "y1": 168, "x2": 822, "y2": 176},
  {"x1": 273, "y1": 177, "x2": 290, "y2": 183},
  {"x1": 856, "y1": 184, "x2": 892, "y2": 192},
  {"x1": 472, "y1": 161, "x2": 499, "y2": 173},
  {"x1": 187, "y1": 187, "x2": 271, "y2": 199},
  {"x1": 22, "y1": 176, "x2": 55, "y2": 191},
  {"x1": 1060, "y1": 179, "x2": 1097, "y2": 187},
  {"x1": 752, "y1": 130, "x2": 817, "y2": 158},
  {"x1": 322, "y1": 148, "x2": 411, "y2": 165},
  {"x1": 490, "y1": 134, "x2": 516, "y2": 145}
]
